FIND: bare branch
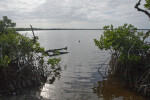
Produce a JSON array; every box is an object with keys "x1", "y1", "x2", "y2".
[
  {"x1": 30, "y1": 25, "x2": 36, "y2": 41},
  {"x1": 135, "y1": 0, "x2": 150, "y2": 18},
  {"x1": 135, "y1": 0, "x2": 150, "y2": 41},
  {"x1": 30, "y1": 25, "x2": 36, "y2": 39},
  {"x1": 143, "y1": 30, "x2": 150, "y2": 41}
]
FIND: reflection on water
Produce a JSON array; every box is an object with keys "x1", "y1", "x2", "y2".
[
  {"x1": 1, "y1": 30, "x2": 148, "y2": 100},
  {"x1": 92, "y1": 76, "x2": 146, "y2": 100}
]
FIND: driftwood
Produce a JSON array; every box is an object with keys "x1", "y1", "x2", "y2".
[
  {"x1": 45, "y1": 47, "x2": 69, "y2": 56},
  {"x1": 45, "y1": 47, "x2": 67, "y2": 52}
]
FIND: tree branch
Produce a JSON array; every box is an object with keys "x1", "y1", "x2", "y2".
[
  {"x1": 135, "y1": 0, "x2": 150, "y2": 18},
  {"x1": 143, "y1": 30, "x2": 150, "y2": 41},
  {"x1": 135, "y1": 0, "x2": 150, "y2": 41},
  {"x1": 30, "y1": 25, "x2": 36, "y2": 41}
]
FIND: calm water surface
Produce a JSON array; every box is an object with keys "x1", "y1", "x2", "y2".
[{"x1": 2, "y1": 30, "x2": 147, "y2": 100}]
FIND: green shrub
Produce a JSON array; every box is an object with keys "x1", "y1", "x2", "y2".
[
  {"x1": 94, "y1": 24, "x2": 150, "y2": 65},
  {"x1": 0, "y1": 16, "x2": 61, "y2": 94}
]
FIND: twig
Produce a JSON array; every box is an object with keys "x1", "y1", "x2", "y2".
[
  {"x1": 98, "y1": 58, "x2": 110, "y2": 73},
  {"x1": 143, "y1": 30, "x2": 150, "y2": 41},
  {"x1": 98, "y1": 57, "x2": 111, "y2": 79}
]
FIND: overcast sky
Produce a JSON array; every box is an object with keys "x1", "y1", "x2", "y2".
[{"x1": 0, "y1": 0, "x2": 149, "y2": 28}]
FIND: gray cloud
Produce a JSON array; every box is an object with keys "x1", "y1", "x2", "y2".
[{"x1": 0, "y1": 0, "x2": 149, "y2": 28}]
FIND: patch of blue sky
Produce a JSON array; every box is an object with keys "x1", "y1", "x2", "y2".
[{"x1": 104, "y1": 11, "x2": 116, "y2": 15}]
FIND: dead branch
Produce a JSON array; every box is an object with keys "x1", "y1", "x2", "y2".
[
  {"x1": 45, "y1": 47, "x2": 67, "y2": 53},
  {"x1": 45, "y1": 47, "x2": 68, "y2": 56},
  {"x1": 30, "y1": 25, "x2": 36, "y2": 41}
]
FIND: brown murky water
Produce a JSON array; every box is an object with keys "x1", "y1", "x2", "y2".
[
  {"x1": 1, "y1": 30, "x2": 148, "y2": 100},
  {"x1": 93, "y1": 77, "x2": 146, "y2": 100}
]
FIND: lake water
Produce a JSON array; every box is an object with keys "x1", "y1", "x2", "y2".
[{"x1": 2, "y1": 30, "x2": 148, "y2": 100}]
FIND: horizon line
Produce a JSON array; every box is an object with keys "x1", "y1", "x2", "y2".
[{"x1": 16, "y1": 28, "x2": 150, "y2": 31}]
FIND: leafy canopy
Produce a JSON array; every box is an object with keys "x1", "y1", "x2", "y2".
[
  {"x1": 94, "y1": 24, "x2": 150, "y2": 64},
  {"x1": 144, "y1": 0, "x2": 150, "y2": 10},
  {"x1": 0, "y1": 16, "x2": 17, "y2": 35},
  {"x1": 0, "y1": 16, "x2": 60, "y2": 68}
]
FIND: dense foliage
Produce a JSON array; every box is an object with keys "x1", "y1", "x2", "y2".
[
  {"x1": 94, "y1": 24, "x2": 150, "y2": 65},
  {"x1": 144, "y1": 0, "x2": 150, "y2": 10},
  {"x1": 0, "y1": 16, "x2": 61, "y2": 94}
]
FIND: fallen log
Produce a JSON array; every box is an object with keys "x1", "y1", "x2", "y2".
[
  {"x1": 45, "y1": 47, "x2": 67, "y2": 53},
  {"x1": 45, "y1": 47, "x2": 68, "y2": 56}
]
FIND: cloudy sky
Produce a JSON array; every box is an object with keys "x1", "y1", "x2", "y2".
[{"x1": 0, "y1": 0, "x2": 149, "y2": 29}]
